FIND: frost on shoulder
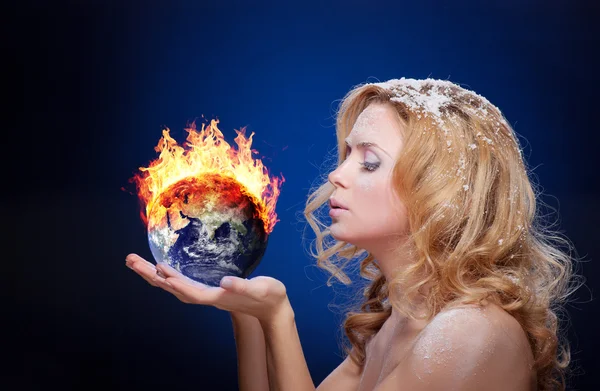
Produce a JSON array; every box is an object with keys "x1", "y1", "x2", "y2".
[
  {"x1": 411, "y1": 306, "x2": 496, "y2": 380},
  {"x1": 382, "y1": 304, "x2": 533, "y2": 391}
]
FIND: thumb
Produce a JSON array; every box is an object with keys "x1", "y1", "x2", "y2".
[
  {"x1": 220, "y1": 276, "x2": 245, "y2": 292},
  {"x1": 221, "y1": 276, "x2": 268, "y2": 300}
]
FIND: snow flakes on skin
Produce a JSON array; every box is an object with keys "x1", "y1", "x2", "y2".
[
  {"x1": 346, "y1": 105, "x2": 382, "y2": 144},
  {"x1": 358, "y1": 175, "x2": 374, "y2": 191},
  {"x1": 411, "y1": 306, "x2": 497, "y2": 383}
]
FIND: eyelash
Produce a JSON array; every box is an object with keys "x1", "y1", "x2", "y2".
[
  {"x1": 345, "y1": 147, "x2": 380, "y2": 172},
  {"x1": 361, "y1": 161, "x2": 380, "y2": 172}
]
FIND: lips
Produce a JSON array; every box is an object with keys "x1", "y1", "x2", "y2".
[{"x1": 329, "y1": 198, "x2": 348, "y2": 210}]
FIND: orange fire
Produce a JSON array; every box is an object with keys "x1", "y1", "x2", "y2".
[{"x1": 130, "y1": 119, "x2": 284, "y2": 235}]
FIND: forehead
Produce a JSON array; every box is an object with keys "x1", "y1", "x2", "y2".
[{"x1": 346, "y1": 103, "x2": 403, "y2": 143}]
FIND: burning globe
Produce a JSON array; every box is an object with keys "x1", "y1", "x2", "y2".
[{"x1": 130, "y1": 119, "x2": 284, "y2": 287}]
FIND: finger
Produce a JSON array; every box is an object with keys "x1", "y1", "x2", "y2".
[
  {"x1": 130, "y1": 258, "x2": 156, "y2": 276},
  {"x1": 155, "y1": 263, "x2": 182, "y2": 278},
  {"x1": 152, "y1": 275, "x2": 189, "y2": 301},
  {"x1": 126, "y1": 255, "x2": 157, "y2": 277},
  {"x1": 125, "y1": 253, "x2": 151, "y2": 268},
  {"x1": 155, "y1": 264, "x2": 211, "y2": 289},
  {"x1": 125, "y1": 255, "x2": 192, "y2": 303},
  {"x1": 132, "y1": 262, "x2": 190, "y2": 302},
  {"x1": 130, "y1": 260, "x2": 160, "y2": 287},
  {"x1": 165, "y1": 277, "x2": 223, "y2": 304}
]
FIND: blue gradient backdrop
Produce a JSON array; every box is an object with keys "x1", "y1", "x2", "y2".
[{"x1": 8, "y1": 0, "x2": 599, "y2": 390}]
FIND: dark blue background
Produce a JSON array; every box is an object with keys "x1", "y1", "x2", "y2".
[{"x1": 7, "y1": 0, "x2": 599, "y2": 389}]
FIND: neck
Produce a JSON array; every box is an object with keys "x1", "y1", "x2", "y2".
[
  {"x1": 365, "y1": 239, "x2": 436, "y2": 322},
  {"x1": 366, "y1": 236, "x2": 415, "y2": 286}
]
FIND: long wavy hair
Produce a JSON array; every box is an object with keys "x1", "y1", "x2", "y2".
[{"x1": 303, "y1": 78, "x2": 583, "y2": 390}]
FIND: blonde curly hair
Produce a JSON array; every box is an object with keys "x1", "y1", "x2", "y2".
[{"x1": 303, "y1": 78, "x2": 583, "y2": 390}]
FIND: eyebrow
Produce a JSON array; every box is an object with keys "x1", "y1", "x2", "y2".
[{"x1": 344, "y1": 139, "x2": 392, "y2": 157}]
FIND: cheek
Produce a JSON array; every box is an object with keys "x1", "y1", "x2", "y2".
[
  {"x1": 386, "y1": 198, "x2": 410, "y2": 234},
  {"x1": 366, "y1": 185, "x2": 408, "y2": 229},
  {"x1": 356, "y1": 174, "x2": 375, "y2": 191},
  {"x1": 354, "y1": 175, "x2": 394, "y2": 214},
  {"x1": 355, "y1": 171, "x2": 394, "y2": 200}
]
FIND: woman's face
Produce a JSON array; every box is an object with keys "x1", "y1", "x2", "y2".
[{"x1": 328, "y1": 102, "x2": 409, "y2": 251}]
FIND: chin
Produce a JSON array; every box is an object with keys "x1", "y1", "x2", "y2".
[
  {"x1": 329, "y1": 226, "x2": 350, "y2": 243},
  {"x1": 330, "y1": 230, "x2": 363, "y2": 249}
]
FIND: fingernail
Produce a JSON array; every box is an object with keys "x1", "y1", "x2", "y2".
[{"x1": 221, "y1": 278, "x2": 233, "y2": 289}]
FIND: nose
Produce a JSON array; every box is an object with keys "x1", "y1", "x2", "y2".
[{"x1": 328, "y1": 164, "x2": 348, "y2": 188}]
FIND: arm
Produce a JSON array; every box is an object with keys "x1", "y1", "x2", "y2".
[
  {"x1": 231, "y1": 311, "x2": 270, "y2": 391},
  {"x1": 316, "y1": 349, "x2": 362, "y2": 391},
  {"x1": 260, "y1": 298, "x2": 316, "y2": 391},
  {"x1": 126, "y1": 255, "x2": 314, "y2": 390}
]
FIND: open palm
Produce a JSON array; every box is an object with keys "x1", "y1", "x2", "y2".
[{"x1": 125, "y1": 253, "x2": 290, "y2": 325}]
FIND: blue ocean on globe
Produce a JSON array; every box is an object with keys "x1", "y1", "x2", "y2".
[
  {"x1": 146, "y1": 175, "x2": 269, "y2": 287},
  {"x1": 149, "y1": 210, "x2": 268, "y2": 287}
]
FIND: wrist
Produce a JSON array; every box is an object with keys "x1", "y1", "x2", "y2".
[{"x1": 259, "y1": 296, "x2": 295, "y2": 333}]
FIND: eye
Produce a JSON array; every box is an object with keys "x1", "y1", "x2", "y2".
[
  {"x1": 360, "y1": 150, "x2": 380, "y2": 172},
  {"x1": 361, "y1": 161, "x2": 380, "y2": 172}
]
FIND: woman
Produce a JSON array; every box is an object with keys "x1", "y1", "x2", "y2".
[{"x1": 126, "y1": 78, "x2": 579, "y2": 390}]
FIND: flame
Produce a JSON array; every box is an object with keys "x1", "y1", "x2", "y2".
[{"x1": 130, "y1": 119, "x2": 284, "y2": 235}]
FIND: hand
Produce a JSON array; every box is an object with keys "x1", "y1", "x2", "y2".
[{"x1": 125, "y1": 253, "x2": 292, "y2": 326}]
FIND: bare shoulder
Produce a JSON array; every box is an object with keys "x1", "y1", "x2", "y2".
[{"x1": 376, "y1": 302, "x2": 536, "y2": 391}]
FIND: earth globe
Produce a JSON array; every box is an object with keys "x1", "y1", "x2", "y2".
[
  {"x1": 130, "y1": 119, "x2": 282, "y2": 288},
  {"x1": 147, "y1": 173, "x2": 269, "y2": 287}
]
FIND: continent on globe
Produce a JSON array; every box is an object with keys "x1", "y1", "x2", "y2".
[{"x1": 147, "y1": 173, "x2": 269, "y2": 287}]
